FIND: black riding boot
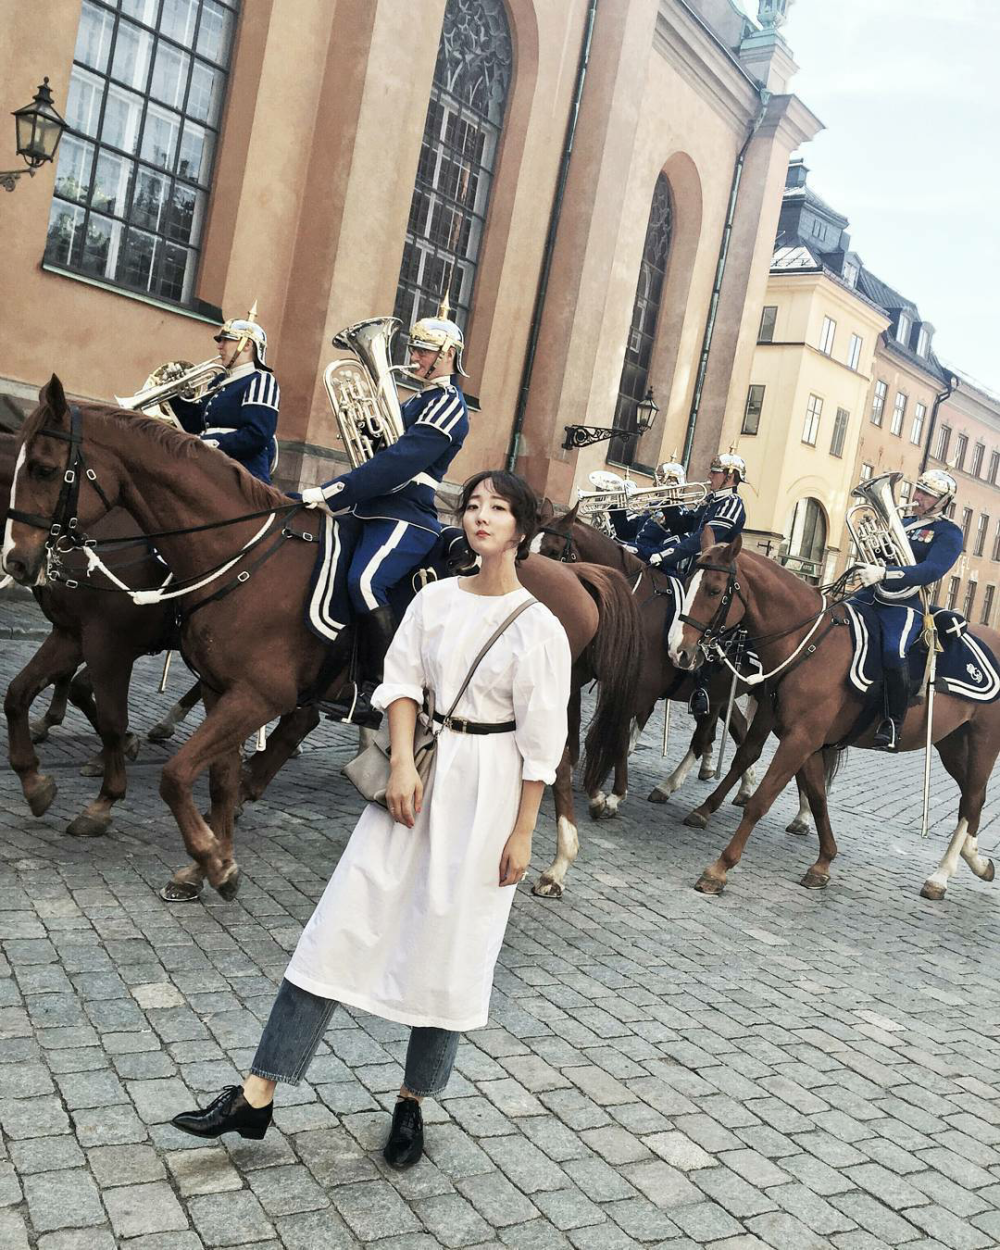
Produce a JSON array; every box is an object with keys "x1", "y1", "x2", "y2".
[
  {"x1": 688, "y1": 675, "x2": 710, "y2": 719},
  {"x1": 334, "y1": 605, "x2": 396, "y2": 730},
  {"x1": 873, "y1": 667, "x2": 908, "y2": 752}
]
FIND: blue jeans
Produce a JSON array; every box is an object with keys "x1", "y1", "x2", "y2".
[{"x1": 249, "y1": 979, "x2": 460, "y2": 1097}]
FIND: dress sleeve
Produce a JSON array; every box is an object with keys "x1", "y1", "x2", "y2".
[
  {"x1": 512, "y1": 617, "x2": 572, "y2": 784},
  {"x1": 372, "y1": 590, "x2": 427, "y2": 711}
]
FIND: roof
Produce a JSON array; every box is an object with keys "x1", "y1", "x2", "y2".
[
  {"x1": 857, "y1": 268, "x2": 918, "y2": 316},
  {"x1": 771, "y1": 243, "x2": 821, "y2": 271},
  {"x1": 782, "y1": 183, "x2": 850, "y2": 229}
]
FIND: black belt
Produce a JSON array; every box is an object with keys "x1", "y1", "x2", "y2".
[{"x1": 433, "y1": 711, "x2": 516, "y2": 735}]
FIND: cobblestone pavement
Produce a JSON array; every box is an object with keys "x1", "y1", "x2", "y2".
[{"x1": 2, "y1": 594, "x2": 1000, "y2": 1250}]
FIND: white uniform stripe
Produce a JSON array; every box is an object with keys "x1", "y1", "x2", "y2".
[
  {"x1": 421, "y1": 392, "x2": 462, "y2": 429},
  {"x1": 2, "y1": 443, "x2": 27, "y2": 570},
  {"x1": 359, "y1": 520, "x2": 409, "y2": 611}
]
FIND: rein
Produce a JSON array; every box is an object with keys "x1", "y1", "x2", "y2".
[
  {"x1": 10, "y1": 407, "x2": 309, "y2": 606},
  {"x1": 538, "y1": 525, "x2": 577, "y2": 563}
]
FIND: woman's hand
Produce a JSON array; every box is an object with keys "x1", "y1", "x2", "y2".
[
  {"x1": 499, "y1": 828, "x2": 532, "y2": 887},
  {"x1": 385, "y1": 760, "x2": 423, "y2": 828}
]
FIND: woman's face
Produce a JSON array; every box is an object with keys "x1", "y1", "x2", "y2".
[{"x1": 463, "y1": 480, "x2": 521, "y2": 559}]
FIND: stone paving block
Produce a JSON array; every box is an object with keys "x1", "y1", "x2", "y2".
[
  {"x1": 0, "y1": 1095, "x2": 70, "y2": 1138},
  {"x1": 273, "y1": 1208, "x2": 361, "y2": 1249},
  {"x1": 481, "y1": 1133, "x2": 569, "y2": 1193},
  {"x1": 768, "y1": 1180, "x2": 860, "y2": 1236},
  {"x1": 316, "y1": 1079, "x2": 380, "y2": 1115},
  {"x1": 620, "y1": 1159, "x2": 701, "y2": 1209},
  {"x1": 830, "y1": 1192, "x2": 922, "y2": 1244},
  {"x1": 845, "y1": 1162, "x2": 933, "y2": 1211},
  {"x1": 248, "y1": 1162, "x2": 330, "y2": 1215},
  {"x1": 564, "y1": 1222, "x2": 640, "y2": 1249},
  {"x1": 520, "y1": 1115, "x2": 593, "y2": 1164},
  {"x1": 86, "y1": 1142, "x2": 165, "y2": 1186},
  {"x1": 605, "y1": 1194, "x2": 680, "y2": 1241},
  {"x1": 73, "y1": 1103, "x2": 149, "y2": 1146},
  {"x1": 644, "y1": 1129, "x2": 716, "y2": 1171},
  {"x1": 106, "y1": 1236, "x2": 205, "y2": 1250},
  {"x1": 443, "y1": 1094, "x2": 518, "y2": 1138},
  {"x1": 669, "y1": 1200, "x2": 745, "y2": 1243},
  {"x1": 0, "y1": 1206, "x2": 29, "y2": 1250},
  {"x1": 104, "y1": 1179, "x2": 188, "y2": 1238},
  {"x1": 531, "y1": 1187, "x2": 606, "y2": 1231},
  {"x1": 746, "y1": 1209, "x2": 841, "y2": 1248},
  {"x1": 578, "y1": 1124, "x2": 651, "y2": 1166},
  {"x1": 36, "y1": 1231, "x2": 118, "y2": 1250},
  {"x1": 166, "y1": 1145, "x2": 244, "y2": 1195},
  {"x1": 412, "y1": 1192, "x2": 494, "y2": 1246},
  {"x1": 903, "y1": 1203, "x2": 994, "y2": 1250},
  {"x1": 329, "y1": 1177, "x2": 423, "y2": 1240},
  {"x1": 55, "y1": 1067, "x2": 129, "y2": 1109},
  {"x1": 188, "y1": 1190, "x2": 276, "y2": 1245},
  {"x1": 478, "y1": 1077, "x2": 547, "y2": 1118},
  {"x1": 457, "y1": 1170, "x2": 541, "y2": 1228},
  {"x1": 537, "y1": 1088, "x2": 611, "y2": 1131},
  {"x1": 501, "y1": 1054, "x2": 572, "y2": 1093},
  {"x1": 22, "y1": 1167, "x2": 106, "y2": 1233},
  {"x1": 9, "y1": 1135, "x2": 84, "y2": 1174},
  {"x1": 500, "y1": 1219, "x2": 574, "y2": 1250},
  {"x1": 292, "y1": 1126, "x2": 380, "y2": 1187},
  {"x1": 126, "y1": 1076, "x2": 195, "y2": 1123}
]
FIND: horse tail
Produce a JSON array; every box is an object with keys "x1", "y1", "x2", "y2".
[
  {"x1": 823, "y1": 745, "x2": 844, "y2": 794},
  {"x1": 570, "y1": 563, "x2": 643, "y2": 793}
]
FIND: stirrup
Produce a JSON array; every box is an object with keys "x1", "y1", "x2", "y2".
[
  {"x1": 873, "y1": 718, "x2": 899, "y2": 752},
  {"x1": 688, "y1": 688, "x2": 710, "y2": 719}
]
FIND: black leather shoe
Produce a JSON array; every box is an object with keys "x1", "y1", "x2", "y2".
[
  {"x1": 322, "y1": 682, "x2": 383, "y2": 730},
  {"x1": 171, "y1": 1086, "x2": 273, "y2": 1140},
  {"x1": 383, "y1": 1097, "x2": 423, "y2": 1170},
  {"x1": 873, "y1": 717, "x2": 901, "y2": 752},
  {"x1": 688, "y1": 687, "x2": 711, "y2": 718}
]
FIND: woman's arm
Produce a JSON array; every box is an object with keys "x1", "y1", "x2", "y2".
[
  {"x1": 384, "y1": 697, "x2": 422, "y2": 827},
  {"x1": 499, "y1": 779, "x2": 545, "y2": 886}
]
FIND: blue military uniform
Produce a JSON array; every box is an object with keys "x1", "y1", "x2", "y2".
[
  {"x1": 310, "y1": 376, "x2": 469, "y2": 617},
  {"x1": 610, "y1": 506, "x2": 691, "y2": 562},
  {"x1": 857, "y1": 513, "x2": 964, "y2": 668},
  {"x1": 647, "y1": 488, "x2": 746, "y2": 572},
  {"x1": 170, "y1": 363, "x2": 279, "y2": 484}
]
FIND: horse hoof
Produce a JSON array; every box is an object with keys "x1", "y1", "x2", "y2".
[
  {"x1": 985, "y1": 859, "x2": 996, "y2": 883},
  {"x1": 147, "y1": 723, "x2": 176, "y2": 742},
  {"x1": 698, "y1": 768, "x2": 714, "y2": 783},
  {"x1": 66, "y1": 813, "x2": 110, "y2": 838},
  {"x1": 216, "y1": 869, "x2": 241, "y2": 902},
  {"x1": 694, "y1": 874, "x2": 724, "y2": 895},
  {"x1": 124, "y1": 733, "x2": 140, "y2": 761},
  {"x1": 647, "y1": 787, "x2": 670, "y2": 804},
  {"x1": 27, "y1": 777, "x2": 57, "y2": 817},
  {"x1": 160, "y1": 881, "x2": 203, "y2": 903},
  {"x1": 79, "y1": 756, "x2": 104, "y2": 778},
  {"x1": 786, "y1": 819, "x2": 810, "y2": 836},
  {"x1": 29, "y1": 721, "x2": 51, "y2": 744},
  {"x1": 920, "y1": 881, "x2": 946, "y2": 901},
  {"x1": 732, "y1": 793, "x2": 749, "y2": 808},
  {"x1": 532, "y1": 876, "x2": 563, "y2": 900},
  {"x1": 800, "y1": 871, "x2": 829, "y2": 890},
  {"x1": 684, "y1": 811, "x2": 708, "y2": 829}
]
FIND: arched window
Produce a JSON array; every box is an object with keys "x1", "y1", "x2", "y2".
[
  {"x1": 393, "y1": 0, "x2": 513, "y2": 360},
  {"x1": 610, "y1": 175, "x2": 672, "y2": 465},
  {"x1": 782, "y1": 497, "x2": 827, "y2": 583},
  {"x1": 44, "y1": 0, "x2": 239, "y2": 305}
]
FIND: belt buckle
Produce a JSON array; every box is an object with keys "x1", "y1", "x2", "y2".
[{"x1": 443, "y1": 715, "x2": 467, "y2": 733}]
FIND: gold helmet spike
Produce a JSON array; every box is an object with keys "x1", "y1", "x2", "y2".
[{"x1": 236, "y1": 299, "x2": 259, "y2": 357}]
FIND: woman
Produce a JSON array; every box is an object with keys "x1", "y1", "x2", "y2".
[{"x1": 172, "y1": 471, "x2": 571, "y2": 1170}]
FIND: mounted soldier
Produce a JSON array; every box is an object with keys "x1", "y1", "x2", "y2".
[
  {"x1": 167, "y1": 306, "x2": 280, "y2": 485},
  {"x1": 647, "y1": 449, "x2": 747, "y2": 716},
  {"x1": 609, "y1": 459, "x2": 700, "y2": 563},
  {"x1": 853, "y1": 469, "x2": 962, "y2": 750},
  {"x1": 296, "y1": 304, "x2": 470, "y2": 727}
]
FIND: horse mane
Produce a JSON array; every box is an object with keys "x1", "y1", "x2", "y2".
[{"x1": 25, "y1": 396, "x2": 290, "y2": 513}]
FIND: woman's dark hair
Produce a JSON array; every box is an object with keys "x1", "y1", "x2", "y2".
[{"x1": 458, "y1": 470, "x2": 539, "y2": 562}]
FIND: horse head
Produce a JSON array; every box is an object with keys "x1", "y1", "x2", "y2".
[
  {"x1": 534, "y1": 499, "x2": 581, "y2": 562},
  {"x1": 2, "y1": 376, "x2": 121, "y2": 587},
  {"x1": 667, "y1": 527, "x2": 745, "y2": 670}
]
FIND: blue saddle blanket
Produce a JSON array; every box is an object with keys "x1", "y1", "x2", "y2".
[{"x1": 843, "y1": 598, "x2": 1000, "y2": 703}]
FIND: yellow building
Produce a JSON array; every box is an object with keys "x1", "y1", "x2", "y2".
[
  {"x1": 0, "y1": 0, "x2": 819, "y2": 501},
  {"x1": 730, "y1": 161, "x2": 887, "y2": 580}
]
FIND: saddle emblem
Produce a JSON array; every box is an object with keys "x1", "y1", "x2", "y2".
[{"x1": 967, "y1": 663, "x2": 983, "y2": 682}]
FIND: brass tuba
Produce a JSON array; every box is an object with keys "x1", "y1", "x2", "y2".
[
  {"x1": 115, "y1": 359, "x2": 227, "y2": 422},
  {"x1": 324, "y1": 317, "x2": 413, "y2": 468},
  {"x1": 846, "y1": 471, "x2": 916, "y2": 599}
]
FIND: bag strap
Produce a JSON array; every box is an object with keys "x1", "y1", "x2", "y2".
[{"x1": 442, "y1": 596, "x2": 538, "y2": 720}]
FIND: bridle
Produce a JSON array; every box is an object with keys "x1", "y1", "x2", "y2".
[
  {"x1": 7, "y1": 407, "x2": 114, "y2": 549},
  {"x1": 678, "y1": 558, "x2": 747, "y2": 644},
  {"x1": 538, "y1": 524, "x2": 578, "y2": 563}
]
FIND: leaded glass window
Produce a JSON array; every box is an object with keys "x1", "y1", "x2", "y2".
[
  {"x1": 44, "y1": 0, "x2": 238, "y2": 305},
  {"x1": 610, "y1": 175, "x2": 672, "y2": 465},
  {"x1": 393, "y1": 0, "x2": 513, "y2": 361}
]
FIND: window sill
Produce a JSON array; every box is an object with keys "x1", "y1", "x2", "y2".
[{"x1": 41, "y1": 263, "x2": 223, "y2": 325}]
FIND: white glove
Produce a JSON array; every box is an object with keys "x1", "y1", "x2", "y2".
[
  {"x1": 622, "y1": 543, "x2": 639, "y2": 555},
  {"x1": 299, "y1": 486, "x2": 328, "y2": 507},
  {"x1": 201, "y1": 438, "x2": 220, "y2": 449},
  {"x1": 648, "y1": 549, "x2": 672, "y2": 567},
  {"x1": 857, "y1": 563, "x2": 886, "y2": 587}
]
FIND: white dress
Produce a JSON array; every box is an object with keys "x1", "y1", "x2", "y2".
[{"x1": 284, "y1": 578, "x2": 572, "y2": 1031}]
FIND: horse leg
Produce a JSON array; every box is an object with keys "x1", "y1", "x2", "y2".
[
  {"x1": 648, "y1": 719, "x2": 700, "y2": 804},
  {"x1": 73, "y1": 666, "x2": 140, "y2": 777},
  {"x1": 797, "y1": 752, "x2": 838, "y2": 890},
  {"x1": 590, "y1": 696, "x2": 634, "y2": 821},
  {"x1": 66, "y1": 655, "x2": 134, "y2": 838},
  {"x1": 240, "y1": 705, "x2": 319, "y2": 803},
  {"x1": 696, "y1": 709, "x2": 720, "y2": 780},
  {"x1": 148, "y1": 678, "x2": 202, "y2": 742},
  {"x1": 159, "y1": 689, "x2": 275, "y2": 901},
  {"x1": 685, "y1": 696, "x2": 773, "y2": 828},
  {"x1": 29, "y1": 671, "x2": 74, "y2": 743},
  {"x1": 695, "y1": 729, "x2": 822, "y2": 894},
  {"x1": 921, "y1": 727, "x2": 995, "y2": 900},
  {"x1": 786, "y1": 778, "x2": 814, "y2": 836},
  {"x1": 5, "y1": 632, "x2": 82, "y2": 817},
  {"x1": 535, "y1": 745, "x2": 578, "y2": 899}
]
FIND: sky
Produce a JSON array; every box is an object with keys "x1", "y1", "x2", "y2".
[{"x1": 758, "y1": 0, "x2": 1000, "y2": 393}]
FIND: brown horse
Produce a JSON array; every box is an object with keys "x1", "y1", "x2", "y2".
[
  {"x1": 669, "y1": 528, "x2": 1000, "y2": 900},
  {"x1": 534, "y1": 500, "x2": 766, "y2": 808},
  {"x1": 4, "y1": 378, "x2": 641, "y2": 902}
]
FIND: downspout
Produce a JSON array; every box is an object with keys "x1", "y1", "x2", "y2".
[
  {"x1": 920, "y1": 369, "x2": 958, "y2": 474},
  {"x1": 505, "y1": 0, "x2": 599, "y2": 472},
  {"x1": 680, "y1": 88, "x2": 770, "y2": 470}
]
